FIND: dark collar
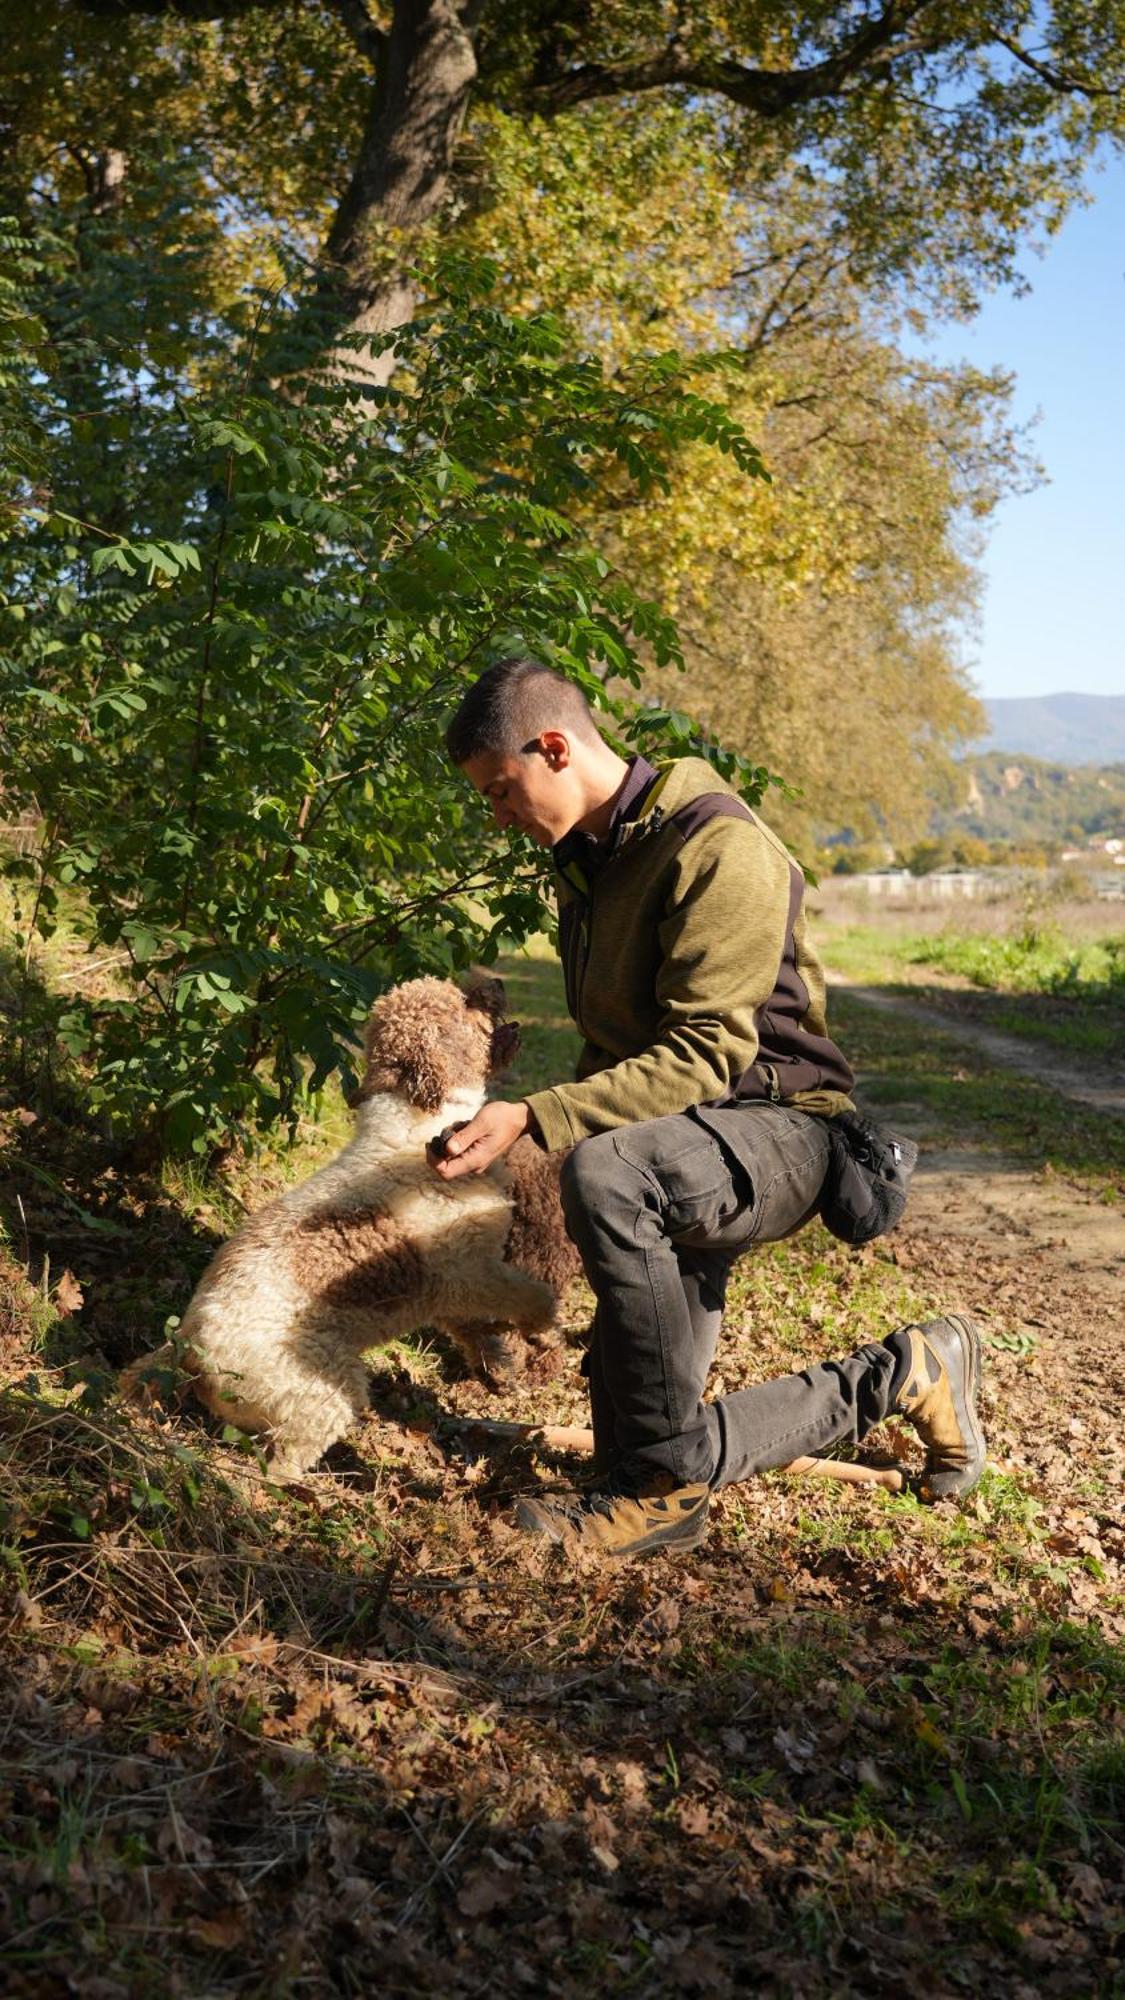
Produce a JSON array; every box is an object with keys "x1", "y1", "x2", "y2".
[{"x1": 553, "y1": 754, "x2": 661, "y2": 887}]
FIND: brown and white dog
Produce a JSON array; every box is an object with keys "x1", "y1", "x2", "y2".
[{"x1": 128, "y1": 976, "x2": 577, "y2": 1474}]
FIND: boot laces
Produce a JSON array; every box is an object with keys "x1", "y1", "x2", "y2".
[{"x1": 549, "y1": 1481, "x2": 635, "y2": 1526}]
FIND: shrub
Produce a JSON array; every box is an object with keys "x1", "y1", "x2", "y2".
[{"x1": 2, "y1": 254, "x2": 770, "y2": 1153}]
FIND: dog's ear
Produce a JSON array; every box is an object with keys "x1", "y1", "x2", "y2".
[
  {"x1": 464, "y1": 973, "x2": 507, "y2": 1021},
  {"x1": 490, "y1": 1019, "x2": 521, "y2": 1072},
  {"x1": 402, "y1": 1035, "x2": 459, "y2": 1113}
]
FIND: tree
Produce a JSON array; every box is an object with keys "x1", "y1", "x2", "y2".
[
  {"x1": 4, "y1": 1, "x2": 1118, "y2": 1146},
  {"x1": 8, "y1": 2, "x2": 1124, "y2": 367},
  {"x1": 557, "y1": 167, "x2": 1033, "y2": 846}
]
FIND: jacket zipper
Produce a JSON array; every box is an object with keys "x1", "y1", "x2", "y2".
[
  {"x1": 575, "y1": 907, "x2": 590, "y2": 1036},
  {"x1": 561, "y1": 796, "x2": 666, "y2": 1037}
]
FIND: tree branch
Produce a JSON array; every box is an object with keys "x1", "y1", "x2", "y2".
[
  {"x1": 75, "y1": 0, "x2": 277, "y2": 18},
  {"x1": 995, "y1": 35, "x2": 1122, "y2": 102},
  {"x1": 529, "y1": 1, "x2": 945, "y2": 118},
  {"x1": 329, "y1": 0, "x2": 386, "y2": 67}
]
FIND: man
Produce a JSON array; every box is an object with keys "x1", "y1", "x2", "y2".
[{"x1": 433, "y1": 658, "x2": 984, "y2": 1557}]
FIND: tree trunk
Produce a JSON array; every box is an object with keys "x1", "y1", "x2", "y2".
[{"x1": 316, "y1": 0, "x2": 478, "y2": 383}]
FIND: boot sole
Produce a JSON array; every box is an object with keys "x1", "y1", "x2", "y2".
[{"x1": 921, "y1": 1312, "x2": 986, "y2": 1500}]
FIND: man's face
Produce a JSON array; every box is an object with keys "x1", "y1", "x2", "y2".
[{"x1": 462, "y1": 742, "x2": 576, "y2": 848}]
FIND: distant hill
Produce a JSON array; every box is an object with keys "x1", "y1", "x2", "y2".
[
  {"x1": 969, "y1": 692, "x2": 1125, "y2": 765},
  {"x1": 943, "y1": 752, "x2": 1125, "y2": 846}
]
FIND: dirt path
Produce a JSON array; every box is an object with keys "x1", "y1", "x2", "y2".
[
  {"x1": 829, "y1": 975, "x2": 1125, "y2": 1115},
  {"x1": 822, "y1": 985, "x2": 1125, "y2": 1537},
  {"x1": 907, "y1": 1143, "x2": 1125, "y2": 1304},
  {"x1": 832, "y1": 977, "x2": 1125, "y2": 1309}
]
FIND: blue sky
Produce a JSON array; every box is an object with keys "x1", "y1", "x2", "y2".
[{"x1": 924, "y1": 152, "x2": 1125, "y2": 704}]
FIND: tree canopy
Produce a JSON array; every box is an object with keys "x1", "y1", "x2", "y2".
[{"x1": 13, "y1": 1, "x2": 1120, "y2": 338}]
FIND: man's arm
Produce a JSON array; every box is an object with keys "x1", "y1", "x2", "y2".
[
  {"x1": 434, "y1": 813, "x2": 794, "y2": 1176},
  {"x1": 523, "y1": 815, "x2": 793, "y2": 1151}
]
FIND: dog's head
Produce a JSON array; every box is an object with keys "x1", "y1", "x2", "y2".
[{"x1": 355, "y1": 974, "x2": 521, "y2": 1112}]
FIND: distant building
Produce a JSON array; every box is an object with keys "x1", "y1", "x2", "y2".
[{"x1": 837, "y1": 870, "x2": 989, "y2": 900}]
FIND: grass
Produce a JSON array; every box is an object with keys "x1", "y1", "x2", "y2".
[
  {"x1": 814, "y1": 893, "x2": 1125, "y2": 1067},
  {"x1": 830, "y1": 988, "x2": 1125, "y2": 1196}
]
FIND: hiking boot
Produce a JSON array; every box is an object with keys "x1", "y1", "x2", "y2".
[
  {"x1": 893, "y1": 1314, "x2": 985, "y2": 1501},
  {"x1": 514, "y1": 1476, "x2": 710, "y2": 1557}
]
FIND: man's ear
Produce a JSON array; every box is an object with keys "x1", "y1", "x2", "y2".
[{"x1": 536, "y1": 729, "x2": 571, "y2": 771}]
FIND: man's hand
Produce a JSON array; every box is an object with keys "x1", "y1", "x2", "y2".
[{"x1": 430, "y1": 1100, "x2": 531, "y2": 1179}]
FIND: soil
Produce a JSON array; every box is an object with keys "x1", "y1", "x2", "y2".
[
  {"x1": 832, "y1": 978, "x2": 1125, "y2": 1512},
  {"x1": 831, "y1": 980, "x2": 1125, "y2": 1303}
]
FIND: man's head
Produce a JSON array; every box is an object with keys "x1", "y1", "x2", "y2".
[{"x1": 446, "y1": 657, "x2": 627, "y2": 847}]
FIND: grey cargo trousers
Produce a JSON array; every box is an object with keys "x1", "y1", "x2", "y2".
[{"x1": 559, "y1": 1103, "x2": 904, "y2": 1491}]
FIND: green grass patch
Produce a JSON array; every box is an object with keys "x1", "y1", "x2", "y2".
[
  {"x1": 819, "y1": 913, "x2": 1125, "y2": 1062},
  {"x1": 903, "y1": 923, "x2": 1125, "y2": 1003},
  {"x1": 492, "y1": 933, "x2": 580, "y2": 1099}
]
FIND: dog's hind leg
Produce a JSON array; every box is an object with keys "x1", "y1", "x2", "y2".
[{"x1": 267, "y1": 1355, "x2": 371, "y2": 1477}]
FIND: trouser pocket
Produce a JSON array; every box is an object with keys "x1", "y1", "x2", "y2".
[
  {"x1": 692, "y1": 1103, "x2": 832, "y2": 1245},
  {"x1": 612, "y1": 1125, "x2": 746, "y2": 1243}
]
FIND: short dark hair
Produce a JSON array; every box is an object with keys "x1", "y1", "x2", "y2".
[{"x1": 445, "y1": 657, "x2": 601, "y2": 765}]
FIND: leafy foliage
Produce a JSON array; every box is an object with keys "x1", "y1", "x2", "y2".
[
  {"x1": 1, "y1": 247, "x2": 768, "y2": 1151},
  {"x1": 4, "y1": 1, "x2": 1122, "y2": 1142}
]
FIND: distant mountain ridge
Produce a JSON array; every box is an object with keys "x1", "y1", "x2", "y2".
[
  {"x1": 969, "y1": 692, "x2": 1125, "y2": 765},
  {"x1": 943, "y1": 752, "x2": 1125, "y2": 846}
]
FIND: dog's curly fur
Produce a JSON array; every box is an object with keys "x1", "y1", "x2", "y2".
[{"x1": 125, "y1": 976, "x2": 578, "y2": 1474}]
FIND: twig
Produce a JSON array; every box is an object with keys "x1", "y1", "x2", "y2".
[
  {"x1": 14, "y1": 1192, "x2": 31, "y2": 1272},
  {"x1": 394, "y1": 1808, "x2": 485, "y2": 1929},
  {"x1": 449, "y1": 1419, "x2": 597, "y2": 1454},
  {"x1": 390, "y1": 1573, "x2": 495, "y2": 1595},
  {"x1": 781, "y1": 1455, "x2": 905, "y2": 1492},
  {"x1": 450, "y1": 1418, "x2": 905, "y2": 1489},
  {"x1": 54, "y1": 952, "x2": 130, "y2": 983}
]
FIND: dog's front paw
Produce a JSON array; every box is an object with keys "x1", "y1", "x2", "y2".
[{"x1": 445, "y1": 1319, "x2": 528, "y2": 1386}]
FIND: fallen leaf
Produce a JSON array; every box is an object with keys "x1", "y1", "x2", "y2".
[
  {"x1": 644, "y1": 1596, "x2": 681, "y2": 1638},
  {"x1": 456, "y1": 1866, "x2": 516, "y2": 1916},
  {"x1": 156, "y1": 1812, "x2": 215, "y2": 1866},
  {"x1": 189, "y1": 1907, "x2": 248, "y2": 1949},
  {"x1": 53, "y1": 1269, "x2": 84, "y2": 1316},
  {"x1": 773, "y1": 1727, "x2": 816, "y2": 1772},
  {"x1": 676, "y1": 1798, "x2": 715, "y2": 1838},
  {"x1": 12, "y1": 1589, "x2": 44, "y2": 1632}
]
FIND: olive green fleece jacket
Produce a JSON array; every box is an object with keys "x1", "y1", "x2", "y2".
[{"x1": 523, "y1": 757, "x2": 853, "y2": 1153}]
